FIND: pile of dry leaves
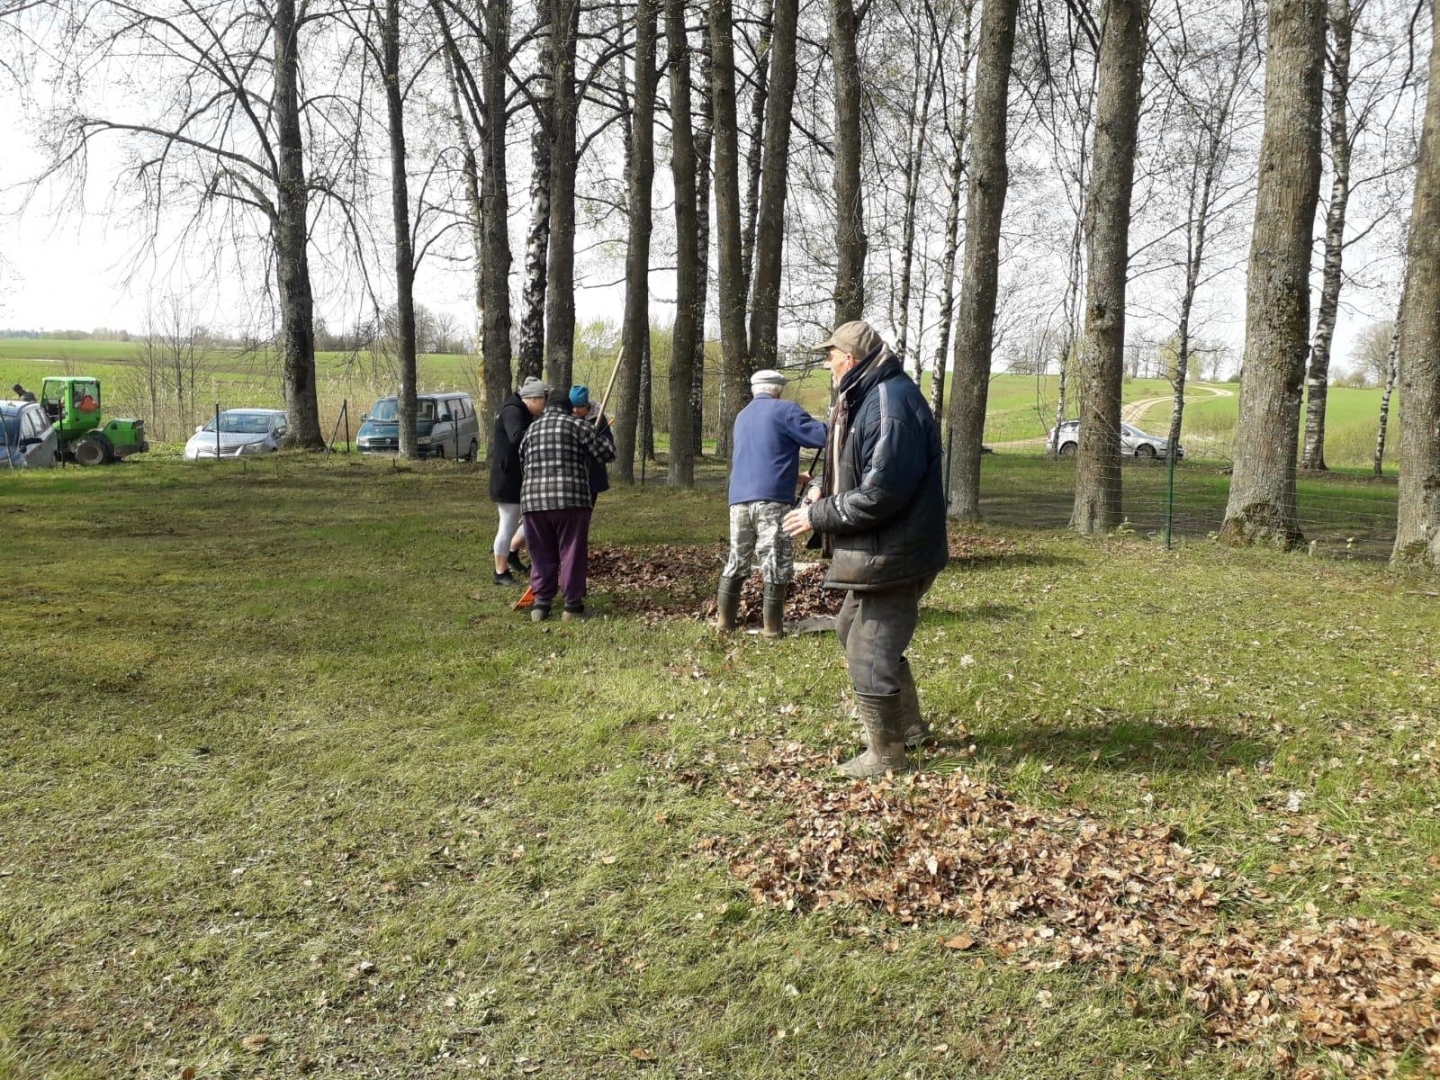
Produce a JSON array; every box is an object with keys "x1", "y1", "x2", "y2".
[
  {"x1": 588, "y1": 530, "x2": 1018, "y2": 626},
  {"x1": 700, "y1": 743, "x2": 1440, "y2": 1077},
  {"x1": 588, "y1": 546, "x2": 841, "y2": 624}
]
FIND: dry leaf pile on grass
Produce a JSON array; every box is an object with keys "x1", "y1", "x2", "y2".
[
  {"x1": 588, "y1": 531, "x2": 1017, "y2": 625},
  {"x1": 700, "y1": 743, "x2": 1440, "y2": 1077}
]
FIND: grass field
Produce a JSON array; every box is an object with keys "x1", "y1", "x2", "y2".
[{"x1": 3, "y1": 458, "x2": 1438, "y2": 1079}]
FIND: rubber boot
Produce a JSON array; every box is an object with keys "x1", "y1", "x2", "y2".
[
  {"x1": 715, "y1": 576, "x2": 744, "y2": 632},
  {"x1": 859, "y1": 660, "x2": 932, "y2": 749},
  {"x1": 761, "y1": 583, "x2": 787, "y2": 639},
  {"x1": 897, "y1": 660, "x2": 933, "y2": 748},
  {"x1": 838, "y1": 692, "x2": 909, "y2": 778}
]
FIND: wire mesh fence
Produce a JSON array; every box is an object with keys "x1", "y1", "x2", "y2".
[{"x1": 969, "y1": 444, "x2": 1399, "y2": 561}]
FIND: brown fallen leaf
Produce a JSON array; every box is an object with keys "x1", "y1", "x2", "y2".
[
  {"x1": 942, "y1": 933, "x2": 977, "y2": 951},
  {"x1": 600, "y1": 855, "x2": 618, "y2": 865},
  {"x1": 180, "y1": 1068, "x2": 197, "y2": 1080},
  {"x1": 240, "y1": 1033, "x2": 270, "y2": 1053},
  {"x1": 629, "y1": 1047, "x2": 654, "y2": 1061}
]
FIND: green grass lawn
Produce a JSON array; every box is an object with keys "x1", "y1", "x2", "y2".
[{"x1": 2, "y1": 459, "x2": 1437, "y2": 1079}]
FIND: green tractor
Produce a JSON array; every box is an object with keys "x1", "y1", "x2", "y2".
[{"x1": 40, "y1": 376, "x2": 149, "y2": 466}]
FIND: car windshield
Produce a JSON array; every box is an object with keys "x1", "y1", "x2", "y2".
[
  {"x1": 202, "y1": 412, "x2": 274, "y2": 435},
  {"x1": 369, "y1": 399, "x2": 436, "y2": 422}
]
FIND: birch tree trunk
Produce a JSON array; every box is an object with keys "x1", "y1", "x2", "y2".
[
  {"x1": 615, "y1": 0, "x2": 657, "y2": 483},
  {"x1": 1070, "y1": 0, "x2": 1147, "y2": 534},
  {"x1": 711, "y1": 0, "x2": 749, "y2": 464},
  {"x1": 830, "y1": 0, "x2": 866, "y2": 324},
  {"x1": 894, "y1": 52, "x2": 936, "y2": 369},
  {"x1": 741, "y1": 0, "x2": 773, "y2": 309},
  {"x1": 666, "y1": 0, "x2": 698, "y2": 486},
  {"x1": 274, "y1": 0, "x2": 322, "y2": 447},
  {"x1": 928, "y1": 1, "x2": 975, "y2": 426},
  {"x1": 383, "y1": 0, "x2": 419, "y2": 459},
  {"x1": 1300, "y1": 0, "x2": 1356, "y2": 472},
  {"x1": 746, "y1": 0, "x2": 796, "y2": 375},
  {"x1": 692, "y1": 26, "x2": 713, "y2": 458},
  {"x1": 544, "y1": 0, "x2": 581, "y2": 390},
  {"x1": 1392, "y1": 0, "x2": 1440, "y2": 565},
  {"x1": 479, "y1": 0, "x2": 514, "y2": 416},
  {"x1": 946, "y1": 0, "x2": 1018, "y2": 519},
  {"x1": 1373, "y1": 309, "x2": 1400, "y2": 476},
  {"x1": 437, "y1": 35, "x2": 485, "y2": 381},
  {"x1": 517, "y1": 13, "x2": 552, "y2": 383},
  {"x1": 1221, "y1": 0, "x2": 1325, "y2": 548}
]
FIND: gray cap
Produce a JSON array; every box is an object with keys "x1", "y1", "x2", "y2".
[
  {"x1": 750, "y1": 368, "x2": 787, "y2": 390},
  {"x1": 518, "y1": 376, "x2": 549, "y2": 399},
  {"x1": 811, "y1": 320, "x2": 885, "y2": 360}
]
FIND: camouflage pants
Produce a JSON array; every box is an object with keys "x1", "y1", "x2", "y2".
[{"x1": 722, "y1": 500, "x2": 795, "y2": 584}]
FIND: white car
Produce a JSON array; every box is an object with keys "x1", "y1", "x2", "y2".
[
  {"x1": 1046, "y1": 419, "x2": 1184, "y2": 460},
  {"x1": 184, "y1": 409, "x2": 289, "y2": 460},
  {"x1": 1, "y1": 400, "x2": 58, "y2": 468}
]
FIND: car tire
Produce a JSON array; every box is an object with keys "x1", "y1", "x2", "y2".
[
  {"x1": 1058, "y1": 441, "x2": 1077, "y2": 458},
  {"x1": 1135, "y1": 444, "x2": 1156, "y2": 460},
  {"x1": 433, "y1": 445, "x2": 444, "y2": 460}
]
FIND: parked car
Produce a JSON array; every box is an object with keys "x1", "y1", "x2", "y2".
[
  {"x1": 184, "y1": 408, "x2": 289, "y2": 461},
  {"x1": 1045, "y1": 419, "x2": 1184, "y2": 460},
  {"x1": 1, "y1": 399, "x2": 58, "y2": 468},
  {"x1": 356, "y1": 392, "x2": 480, "y2": 461}
]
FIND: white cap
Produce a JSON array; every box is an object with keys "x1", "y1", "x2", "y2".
[{"x1": 750, "y1": 369, "x2": 786, "y2": 390}]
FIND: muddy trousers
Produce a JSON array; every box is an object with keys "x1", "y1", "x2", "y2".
[{"x1": 834, "y1": 574, "x2": 937, "y2": 697}]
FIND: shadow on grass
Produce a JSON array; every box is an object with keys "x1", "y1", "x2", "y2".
[
  {"x1": 971, "y1": 718, "x2": 1272, "y2": 775},
  {"x1": 948, "y1": 549, "x2": 1085, "y2": 570}
]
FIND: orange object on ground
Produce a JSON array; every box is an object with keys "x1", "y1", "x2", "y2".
[{"x1": 512, "y1": 585, "x2": 535, "y2": 611}]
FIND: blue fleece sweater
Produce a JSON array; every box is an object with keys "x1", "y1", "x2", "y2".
[{"x1": 727, "y1": 396, "x2": 828, "y2": 505}]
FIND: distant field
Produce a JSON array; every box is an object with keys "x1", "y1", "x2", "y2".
[{"x1": 0, "y1": 338, "x2": 1397, "y2": 470}]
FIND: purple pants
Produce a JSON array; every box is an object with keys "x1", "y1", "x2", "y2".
[{"x1": 524, "y1": 507, "x2": 592, "y2": 611}]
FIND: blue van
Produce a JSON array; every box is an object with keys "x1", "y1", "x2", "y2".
[{"x1": 356, "y1": 392, "x2": 480, "y2": 460}]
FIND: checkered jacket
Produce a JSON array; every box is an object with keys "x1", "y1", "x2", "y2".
[{"x1": 519, "y1": 406, "x2": 617, "y2": 512}]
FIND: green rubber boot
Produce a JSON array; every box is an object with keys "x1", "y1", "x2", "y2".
[
  {"x1": 838, "y1": 692, "x2": 909, "y2": 778},
  {"x1": 761, "y1": 583, "x2": 787, "y2": 639},
  {"x1": 715, "y1": 575, "x2": 744, "y2": 632}
]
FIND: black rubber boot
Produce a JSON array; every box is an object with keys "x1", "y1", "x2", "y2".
[
  {"x1": 838, "y1": 693, "x2": 909, "y2": 778},
  {"x1": 507, "y1": 550, "x2": 528, "y2": 575},
  {"x1": 715, "y1": 576, "x2": 744, "y2": 631},
  {"x1": 761, "y1": 583, "x2": 787, "y2": 639},
  {"x1": 897, "y1": 659, "x2": 933, "y2": 748}
]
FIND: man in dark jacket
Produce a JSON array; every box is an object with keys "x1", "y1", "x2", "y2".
[
  {"x1": 783, "y1": 320, "x2": 948, "y2": 778},
  {"x1": 489, "y1": 376, "x2": 547, "y2": 585},
  {"x1": 715, "y1": 368, "x2": 827, "y2": 637},
  {"x1": 519, "y1": 389, "x2": 617, "y2": 622}
]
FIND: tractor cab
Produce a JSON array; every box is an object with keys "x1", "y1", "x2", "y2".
[{"x1": 40, "y1": 376, "x2": 148, "y2": 466}]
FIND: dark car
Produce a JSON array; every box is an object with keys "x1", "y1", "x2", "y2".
[
  {"x1": 1, "y1": 399, "x2": 58, "y2": 468},
  {"x1": 356, "y1": 392, "x2": 480, "y2": 460}
]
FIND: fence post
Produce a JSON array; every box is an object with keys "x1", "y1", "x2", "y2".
[
  {"x1": 1165, "y1": 441, "x2": 1175, "y2": 550},
  {"x1": 215, "y1": 403, "x2": 221, "y2": 461}
]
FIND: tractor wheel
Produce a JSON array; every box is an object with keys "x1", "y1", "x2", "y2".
[{"x1": 73, "y1": 436, "x2": 111, "y2": 466}]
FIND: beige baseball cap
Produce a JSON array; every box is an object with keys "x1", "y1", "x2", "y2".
[{"x1": 811, "y1": 320, "x2": 885, "y2": 360}]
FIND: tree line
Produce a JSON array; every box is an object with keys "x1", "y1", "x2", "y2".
[{"x1": 2, "y1": 0, "x2": 1438, "y2": 565}]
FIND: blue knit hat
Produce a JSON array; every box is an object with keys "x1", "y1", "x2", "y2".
[{"x1": 569, "y1": 385, "x2": 591, "y2": 409}]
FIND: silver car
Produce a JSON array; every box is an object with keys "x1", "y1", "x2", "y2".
[
  {"x1": 1, "y1": 400, "x2": 58, "y2": 468},
  {"x1": 1046, "y1": 419, "x2": 1184, "y2": 460},
  {"x1": 185, "y1": 409, "x2": 289, "y2": 460}
]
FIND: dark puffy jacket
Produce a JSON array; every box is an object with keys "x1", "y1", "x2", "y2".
[
  {"x1": 808, "y1": 354, "x2": 948, "y2": 591},
  {"x1": 488, "y1": 393, "x2": 531, "y2": 503}
]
